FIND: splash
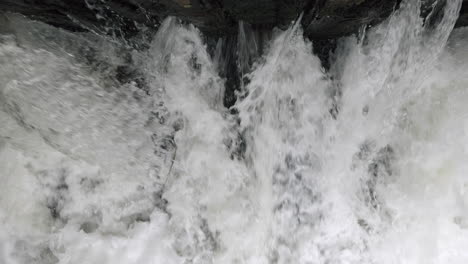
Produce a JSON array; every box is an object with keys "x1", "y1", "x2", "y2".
[{"x1": 0, "y1": 0, "x2": 467, "y2": 263}]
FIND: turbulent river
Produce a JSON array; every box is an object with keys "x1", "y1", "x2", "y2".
[{"x1": 1, "y1": 0, "x2": 468, "y2": 263}]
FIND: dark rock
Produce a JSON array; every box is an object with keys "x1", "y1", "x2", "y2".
[
  {"x1": 457, "y1": 0, "x2": 468, "y2": 27},
  {"x1": 312, "y1": 38, "x2": 337, "y2": 69},
  {"x1": 302, "y1": 0, "x2": 400, "y2": 39},
  {"x1": 2, "y1": 1, "x2": 466, "y2": 41}
]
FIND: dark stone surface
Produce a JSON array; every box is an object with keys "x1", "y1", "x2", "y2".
[
  {"x1": 0, "y1": 0, "x2": 159, "y2": 39},
  {"x1": 2, "y1": 0, "x2": 466, "y2": 40},
  {"x1": 457, "y1": 0, "x2": 468, "y2": 27},
  {"x1": 301, "y1": 0, "x2": 399, "y2": 39}
]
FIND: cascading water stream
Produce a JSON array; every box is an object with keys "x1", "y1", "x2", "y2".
[{"x1": 0, "y1": 0, "x2": 467, "y2": 263}]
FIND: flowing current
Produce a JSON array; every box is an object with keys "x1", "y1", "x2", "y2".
[{"x1": 1, "y1": 1, "x2": 468, "y2": 263}]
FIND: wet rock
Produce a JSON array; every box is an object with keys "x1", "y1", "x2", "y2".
[
  {"x1": 1, "y1": 0, "x2": 466, "y2": 41},
  {"x1": 457, "y1": 0, "x2": 468, "y2": 27},
  {"x1": 302, "y1": 0, "x2": 399, "y2": 39},
  {"x1": 0, "y1": 0, "x2": 155, "y2": 39}
]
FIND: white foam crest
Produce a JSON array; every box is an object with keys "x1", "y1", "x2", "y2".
[
  {"x1": 143, "y1": 17, "x2": 267, "y2": 264},
  {"x1": 0, "y1": 15, "x2": 180, "y2": 263},
  {"x1": 236, "y1": 21, "x2": 355, "y2": 263},
  {"x1": 235, "y1": 0, "x2": 466, "y2": 263}
]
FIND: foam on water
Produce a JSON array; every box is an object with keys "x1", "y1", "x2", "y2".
[{"x1": 1, "y1": 0, "x2": 468, "y2": 263}]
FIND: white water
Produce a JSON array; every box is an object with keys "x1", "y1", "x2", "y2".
[{"x1": 0, "y1": 0, "x2": 467, "y2": 263}]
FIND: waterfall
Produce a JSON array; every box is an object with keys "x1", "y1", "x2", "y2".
[{"x1": 0, "y1": 0, "x2": 467, "y2": 263}]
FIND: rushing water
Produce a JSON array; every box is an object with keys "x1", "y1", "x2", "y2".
[{"x1": 0, "y1": 0, "x2": 467, "y2": 263}]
